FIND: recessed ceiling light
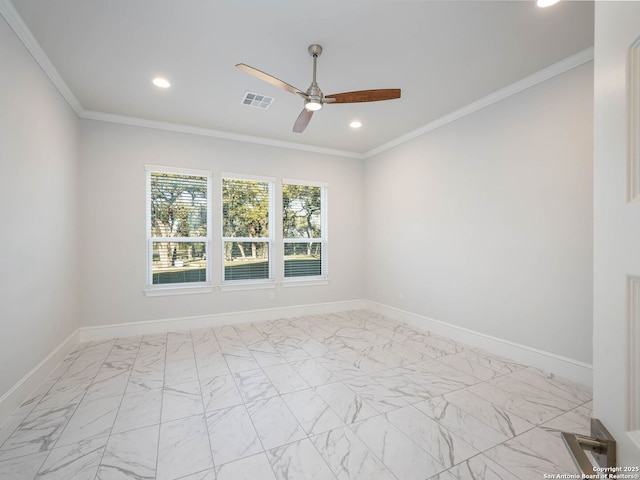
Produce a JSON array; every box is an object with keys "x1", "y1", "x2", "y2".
[
  {"x1": 537, "y1": 0, "x2": 560, "y2": 7},
  {"x1": 152, "y1": 77, "x2": 171, "y2": 89},
  {"x1": 350, "y1": 121, "x2": 362, "y2": 129}
]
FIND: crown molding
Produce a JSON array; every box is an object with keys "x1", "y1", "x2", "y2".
[
  {"x1": 79, "y1": 110, "x2": 363, "y2": 159},
  {"x1": 362, "y1": 46, "x2": 595, "y2": 159},
  {"x1": 1, "y1": 0, "x2": 593, "y2": 161},
  {"x1": 0, "y1": 0, "x2": 83, "y2": 115}
]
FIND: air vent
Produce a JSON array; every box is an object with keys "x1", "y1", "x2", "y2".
[{"x1": 241, "y1": 92, "x2": 274, "y2": 109}]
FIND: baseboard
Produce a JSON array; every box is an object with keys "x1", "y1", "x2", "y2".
[
  {"x1": 78, "y1": 299, "x2": 369, "y2": 342},
  {"x1": 0, "y1": 329, "x2": 80, "y2": 426},
  {"x1": 365, "y1": 301, "x2": 593, "y2": 388}
]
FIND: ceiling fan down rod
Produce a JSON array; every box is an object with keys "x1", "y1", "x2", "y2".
[{"x1": 308, "y1": 44, "x2": 322, "y2": 86}]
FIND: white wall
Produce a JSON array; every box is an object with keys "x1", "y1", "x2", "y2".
[
  {"x1": 77, "y1": 120, "x2": 365, "y2": 327},
  {"x1": 364, "y1": 63, "x2": 594, "y2": 364},
  {"x1": 0, "y1": 17, "x2": 79, "y2": 397}
]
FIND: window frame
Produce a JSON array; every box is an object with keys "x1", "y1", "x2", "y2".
[
  {"x1": 221, "y1": 173, "x2": 276, "y2": 289},
  {"x1": 144, "y1": 165, "x2": 213, "y2": 295},
  {"x1": 282, "y1": 179, "x2": 328, "y2": 285}
]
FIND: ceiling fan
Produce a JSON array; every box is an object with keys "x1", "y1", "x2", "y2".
[{"x1": 236, "y1": 44, "x2": 401, "y2": 133}]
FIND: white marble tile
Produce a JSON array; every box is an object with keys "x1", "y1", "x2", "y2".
[
  {"x1": 206, "y1": 404, "x2": 262, "y2": 466},
  {"x1": 195, "y1": 353, "x2": 230, "y2": 380},
  {"x1": 541, "y1": 403, "x2": 591, "y2": 436},
  {"x1": 126, "y1": 367, "x2": 164, "y2": 394},
  {"x1": 140, "y1": 333, "x2": 167, "y2": 347},
  {"x1": 406, "y1": 359, "x2": 480, "y2": 388},
  {"x1": 224, "y1": 350, "x2": 261, "y2": 373},
  {"x1": 262, "y1": 364, "x2": 310, "y2": 394},
  {"x1": 507, "y1": 368, "x2": 592, "y2": 404},
  {"x1": 400, "y1": 335, "x2": 447, "y2": 359},
  {"x1": 272, "y1": 340, "x2": 312, "y2": 363},
  {"x1": 35, "y1": 436, "x2": 108, "y2": 480},
  {"x1": 484, "y1": 427, "x2": 580, "y2": 480},
  {"x1": 342, "y1": 375, "x2": 408, "y2": 413},
  {"x1": 161, "y1": 381, "x2": 204, "y2": 423},
  {"x1": 0, "y1": 451, "x2": 48, "y2": 480},
  {"x1": 350, "y1": 414, "x2": 445, "y2": 480},
  {"x1": 414, "y1": 396, "x2": 510, "y2": 450},
  {"x1": 436, "y1": 352, "x2": 506, "y2": 381},
  {"x1": 194, "y1": 339, "x2": 222, "y2": 360},
  {"x1": 201, "y1": 374, "x2": 244, "y2": 412},
  {"x1": 83, "y1": 370, "x2": 130, "y2": 402},
  {"x1": 0, "y1": 404, "x2": 77, "y2": 461},
  {"x1": 56, "y1": 394, "x2": 120, "y2": 447},
  {"x1": 82, "y1": 340, "x2": 116, "y2": 356},
  {"x1": 464, "y1": 349, "x2": 526, "y2": 374},
  {"x1": 374, "y1": 326, "x2": 410, "y2": 343},
  {"x1": 233, "y1": 369, "x2": 279, "y2": 403},
  {"x1": 299, "y1": 338, "x2": 332, "y2": 358},
  {"x1": 382, "y1": 340, "x2": 436, "y2": 364},
  {"x1": 315, "y1": 382, "x2": 378, "y2": 425},
  {"x1": 338, "y1": 350, "x2": 389, "y2": 375},
  {"x1": 133, "y1": 347, "x2": 166, "y2": 370},
  {"x1": 357, "y1": 346, "x2": 406, "y2": 370},
  {"x1": 267, "y1": 438, "x2": 336, "y2": 480},
  {"x1": 372, "y1": 367, "x2": 449, "y2": 403},
  {"x1": 396, "y1": 406, "x2": 480, "y2": 468},
  {"x1": 179, "y1": 468, "x2": 218, "y2": 480},
  {"x1": 157, "y1": 414, "x2": 213, "y2": 480},
  {"x1": 3, "y1": 312, "x2": 594, "y2": 480},
  {"x1": 477, "y1": 375, "x2": 579, "y2": 425},
  {"x1": 164, "y1": 357, "x2": 199, "y2": 386},
  {"x1": 215, "y1": 453, "x2": 277, "y2": 480},
  {"x1": 96, "y1": 424, "x2": 159, "y2": 479},
  {"x1": 32, "y1": 379, "x2": 90, "y2": 412},
  {"x1": 314, "y1": 355, "x2": 363, "y2": 381},
  {"x1": 282, "y1": 389, "x2": 344, "y2": 435},
  {"x1": 191, "y1": 327, "x2": 216, "y2": 344},
  {"x1": 0, "y1": 414, "x2": 28, "y2": 449},
  {"x1": 247, "y1": 396, "x2": 306, "y2": 450},
  {"x1": 11, "y1": 379, "x2": 56, "y2": 417},
  {"x1": 442, "y1": 388, "x2": 535, "y2": 438},
  {"x1": 311, "y1": 426, "x2": 396, "y2": 480},
  {"x1": 290, "y1": 359, "x2": 338, "y2": 387},
  {"x1": 440, "y1": 454, "x2": 520, "y2": 480},
  {"x1": 165, "y1": 333, "x2": 194, "y2": 361},
  {"x1": 251, "y1": 350, "x2": 288, "y2": 369},
  {"x1": 385, "y1": 405, "x2": 478, "y2": 468},
  {"x1": 112, "y1": 388, "x2": 162, "y2": 434}
]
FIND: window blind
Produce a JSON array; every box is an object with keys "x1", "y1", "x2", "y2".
[{"x1": 147, "y1": 171, "x2": 209, "y2": 286}]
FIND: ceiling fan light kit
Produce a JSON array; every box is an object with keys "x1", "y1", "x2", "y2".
[{"x1": 236, "y1": 44, "x2": 401, "y2": 133}]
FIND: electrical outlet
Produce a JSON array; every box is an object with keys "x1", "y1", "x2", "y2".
[
  {"x1": 268, "y1": 291, "x2": 275, "y2": 300},
  {"x1": 399, "y1": 292, "x2": 404, "y2": 301}
]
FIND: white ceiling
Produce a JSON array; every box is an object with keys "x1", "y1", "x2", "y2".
[{"x1": 6, "y1": 0, "x2": 594, "y2": 155}]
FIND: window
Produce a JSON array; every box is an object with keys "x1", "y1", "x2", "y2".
[
  {"x1": 222, "y1": 175, "x2": 274, "y2": 282},
  {"x1": 146, "y1": 166, "x2": 211, "y2": 288},
  {"x1": 283, "y1": 181, "x2": 327, "y2": 279}
]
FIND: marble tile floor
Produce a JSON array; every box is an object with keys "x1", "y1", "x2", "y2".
[{"x1": 0, "y1": 310, "x2": 591, "y2": 480}]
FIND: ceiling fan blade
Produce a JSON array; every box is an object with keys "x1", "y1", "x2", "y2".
[
  {"x1": 236, "y1": 63, "x2": 306, "y2": 97},
  {"x1": 325, "y1": 89, "x2": 401, "y2": 104},
  {"x1": 293, "y1": 109, "x2": 313, "y2": 133}
]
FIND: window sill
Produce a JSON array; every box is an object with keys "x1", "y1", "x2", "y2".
[
  {"x1": 220, "y1": 280, "x2": 276, "y2": 292},
  {"x1": 143, "y1": 284, "x2": 214, "y2": 297},
  {"x1": 282, "y1": 277, "x2": 330, "y2": 288}
]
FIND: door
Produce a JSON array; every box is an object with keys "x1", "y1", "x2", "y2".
[{"x1": 594, "y1": 2, "x2": 640, "y2": 465}]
